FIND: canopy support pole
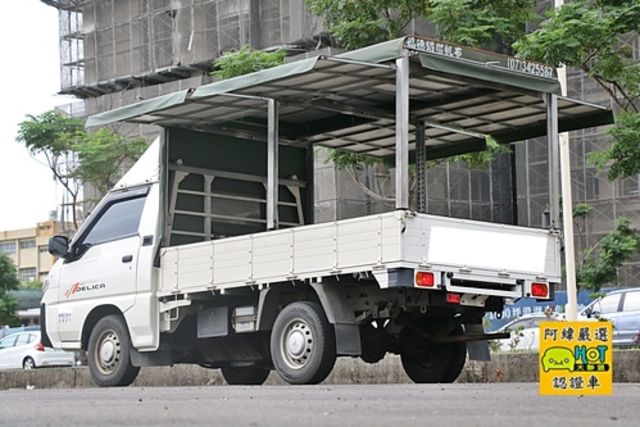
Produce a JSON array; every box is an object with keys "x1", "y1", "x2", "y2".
[
  {"x1": 415, "y1": 122, "x2": 427, "y2": 213},
  {"x1": 395, "y1": 54, "x2": 410, "y2": 210},
  {"x1": 267, "y1": 98, "x2": 279, "y2": 230},
  {"x1": 546, "y1": 93, "x2": 561, "y2": 230}
]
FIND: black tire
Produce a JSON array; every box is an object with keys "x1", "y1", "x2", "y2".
[
  {"x1": 23, "y1": 357, "x2": 36, "y2": 370},
  {"x1": 441, "y1": 341, "x2": 467, "y2": 383},
  {"x1": 400, "y1": 325, "x2": 467, "y2": 384},
  {"x1": 270, "y1": 301, "x2": 336, "y2": 385},
  {"x1": 87, "y1": 314, "x2": 140, "y2": 387},
  {"x1": 221, "y1": 366, "x2": 271, "y2": 385}
]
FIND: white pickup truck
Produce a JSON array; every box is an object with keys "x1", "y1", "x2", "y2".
[{"x1": 41, "y1": 36, "x2": 612, "y2": 386}]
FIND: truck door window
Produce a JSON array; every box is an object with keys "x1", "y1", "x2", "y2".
[{"x1": 82, "y1": 196, "x2": 146, "y2": 247}]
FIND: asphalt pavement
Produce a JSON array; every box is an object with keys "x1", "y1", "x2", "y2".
[{"x1": 1, "y1": 383, "x2": 638, "y2": 427}]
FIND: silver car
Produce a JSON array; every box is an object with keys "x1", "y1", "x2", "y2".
[
  {"x1": 0, "y1": 331, "x2": 75, "y2": 370},
  {"x1": 581, "y1": 288, "x2": 640, "y2": 347}
]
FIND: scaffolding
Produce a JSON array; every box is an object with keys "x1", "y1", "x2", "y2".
[{"x1": 45, "y1": 0, "x2": 322, "y2": 98}]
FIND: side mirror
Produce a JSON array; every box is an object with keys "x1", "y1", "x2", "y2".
[
  {"x1": 585, "y1": 307, "x2": 593, "y2": 318},
  {"x1": 48, "y1": 235, "x2": 69, "y2": 258}
]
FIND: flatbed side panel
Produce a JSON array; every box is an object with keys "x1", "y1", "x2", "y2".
[
  {"x1": 159, "y1": 212, "x2": 406, "y2": 295},
  {"x1": 293, "y1": 225, "x2": 338, "y2": 275},
  {"x1": 214, "y1": 238, "x2": 252, "y2": 286},
  {"x1": 337, "y1": 214, "x2": 403, "y2": 270},
  {"x1": 175, "y1": 244, "x2": 213, "y2": 292},
  {"x1": 252, "y1": 231, "x2": 292, "y2": 281},
  {"x1": 160, "y1": 249, "x2": 178, "y2": 293}
]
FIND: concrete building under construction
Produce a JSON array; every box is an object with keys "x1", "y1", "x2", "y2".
[{"x1": 42, "y1": 0, "x2": 640, "y2": 287}]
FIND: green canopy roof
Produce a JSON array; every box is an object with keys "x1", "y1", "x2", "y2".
[{"x1": 86, "y1": 36, "x2": 613, "y2": 160}]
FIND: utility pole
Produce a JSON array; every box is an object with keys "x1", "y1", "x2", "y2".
[{"x1": 555, "y1": 0, "x2": 578, "y2": 321}]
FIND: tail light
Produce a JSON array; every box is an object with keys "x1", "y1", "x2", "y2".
[
  {"x1": 531, "y1": 282, "x2": 549, "y2": 298},
  {"x1": 416, "y1": 271, "x2": 435, "y2": 287},
  {"x1": 446, "y1": 293, "x2": 461, "y2": 304},
  {"x1": 34, "y1": 342, "x2": 45, "y2": 352}
]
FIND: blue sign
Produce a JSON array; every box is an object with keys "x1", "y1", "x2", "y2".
[{"x1": 484, "y1": 290, "x2": 605, "y2": 331}]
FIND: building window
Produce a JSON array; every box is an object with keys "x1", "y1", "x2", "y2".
[
  {"x1": 18, "y1": 267, "x2": 37, "y2": 282},
  {"x1": 39, "y1": 246, "x2": 49, "y2": 254},
  {"x1": 19, "y1": 239, "x2": 36, "y2": 249},
  {"x1": 0, "y1": 241, "x2": 16, "y2": 255}
]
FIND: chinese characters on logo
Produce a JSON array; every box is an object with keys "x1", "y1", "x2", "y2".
[{"x1": 539, "y1": 321, "x2": 612, "y2": 395}]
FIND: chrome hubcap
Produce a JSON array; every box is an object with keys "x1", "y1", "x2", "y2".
[
  {"x1": 95, "y1": 329, "x2": 121, "y2": 375},
  {"x1": 281, "y1": 318, "x2": 313, "y2": 369}
]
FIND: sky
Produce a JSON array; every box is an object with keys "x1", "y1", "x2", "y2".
[{"x1": 0, "y1": 1, "x2": 75, "y2": 231}]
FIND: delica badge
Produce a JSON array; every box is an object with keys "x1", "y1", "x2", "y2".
[{"x1": 539, "y1": 321, "x2": 613, "y2": 395}]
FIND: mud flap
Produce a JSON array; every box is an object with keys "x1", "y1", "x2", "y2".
[
  {"x1": 310, "y1": 282, "x2": 362, "y2": 356},
  {"x1": 465, "y1": 323, "x2": 491, "y2": 361}
]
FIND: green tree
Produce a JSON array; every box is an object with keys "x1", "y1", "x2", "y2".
[
  {"x1": 17, "y1": 111, "x2": 148, "y2": 228},
  {"x1": 211, "y1": 46, "x2": 287, "y2": 79},
  {"x1": 576, "y1": 218, "x2": 640, "y2": 293},
  {"x1": 16, "y1": 111, "x2": 85, "y2": 228},
  {"x1": 74, "y1": 128, "x2": 148, "y2": 195},
  {"x1": 0, "y1": 254, "x2": 20, "y2": 326},
  {"x1": 305, "y1": 0, "x2": 431, "y2": 49},
  {"x1": 306, "y1": 0, "x2": 536, "y2": 51},
  {"x1": 429, "y1": 0, "x2": 536, "y2": 53},
  {"x1": 515, "y1": 0, "x2": 640, "y2": 180}
]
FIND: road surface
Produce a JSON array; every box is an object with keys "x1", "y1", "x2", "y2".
[{"x1": 1, "y1": 383, "x2": 638, "y2": 426}]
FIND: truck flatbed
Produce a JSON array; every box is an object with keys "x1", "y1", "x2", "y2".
[{"x1": 160, "y1": 210, "x2": 560, "y2": 300}]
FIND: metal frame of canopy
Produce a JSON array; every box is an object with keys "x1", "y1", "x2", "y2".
[{"x1": 85, "y1": 35, "x2": 614, "y2": 233}]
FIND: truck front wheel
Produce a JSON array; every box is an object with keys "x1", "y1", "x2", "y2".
[
  {"x1": 270, "y1": 301, "x2": 336, "y2": 385},
  {"x1": 87, "y1": 314, "x2": 140, "y2": 387}
]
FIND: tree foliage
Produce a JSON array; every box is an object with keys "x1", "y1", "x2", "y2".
[
  {"x1": 577, "y1": 218, "x2": 640, "y2": 292},
  {"x1": 17, "y1": 111, "x2": 148, "y2": 228},
  {"x1": 16, "y1": 111, "x2": 84, "y2": 228},
  {"x1": 430, "y1": 0, "x2": 536, "y2": 52},
  {"x1": 305, "y1": 0, "x2": 430, "y2": 49},
  {"x1": 305, "y1": 0, "x2": 535, "y2": 51},
  {"x1": 212, "y1": 46, "x2": 287, "y2": 79},
  {"x1": 0, "y1": 254, "x2": 20, "y2": 326},
  {"x1": 515, "y1": 0, "x2": 640, "y2": 180},
  {"x1": 74, "y1": 128, "x2": 148, "y2": 194}
]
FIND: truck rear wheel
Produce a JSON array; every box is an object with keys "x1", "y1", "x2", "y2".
[
  {"x1": 87, "y1": 314, "x2": 140, "y2": 387},
  {"x1": 221, "y1": 366, "x2": 270, "y2": 385},
  {"x1": 270, "y1": 301, "x2": 336, "y2": 385},
  {"x1": 400, "y1": 325, "x2": 467, "y2": 384}
]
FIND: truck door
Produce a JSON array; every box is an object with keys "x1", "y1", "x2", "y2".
[{"x1": 56, "y1": 189, "x2": 148, "y2": 343}]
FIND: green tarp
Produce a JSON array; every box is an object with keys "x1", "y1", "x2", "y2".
[
  {"x1": 85, "y1": 89, "x2": 191, "y2": 128},
  {"x1": 192, "y1": 57, "x2": 319, "y2": 99}
]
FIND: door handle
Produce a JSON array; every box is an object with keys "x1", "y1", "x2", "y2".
[{"x1": 122, "y1": 255, "x2": 133, "y2": 263}]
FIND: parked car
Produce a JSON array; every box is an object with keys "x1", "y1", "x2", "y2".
[
  {"x1": 494, "y1": 313, "x2": 560, "y2": 352},
  {"x1": 0, "y1": 331, "x2": 75, "y2": 370},
  {"x1": 580, "y1": 287, "x2": 640, "y2": 347}
]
